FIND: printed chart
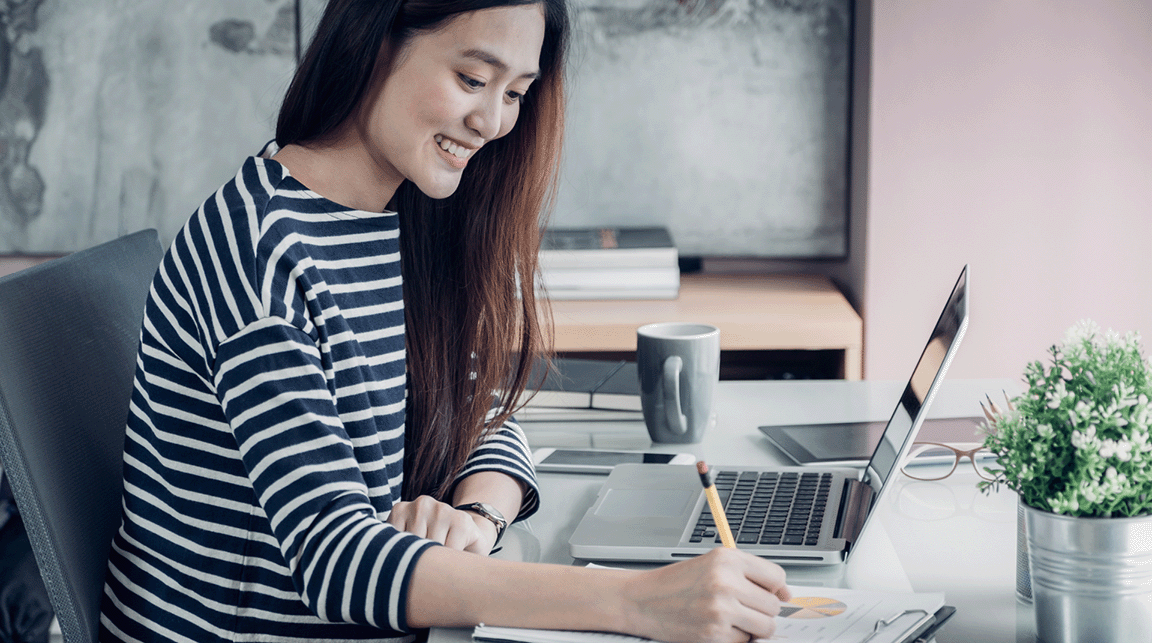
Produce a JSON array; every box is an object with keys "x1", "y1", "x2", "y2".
[
  {"x1": 771, "y1": 587, "x2": 943, "y2": 643},
  {"x1": 779, "y1": 597, "x2": 848, "y2": 619}
]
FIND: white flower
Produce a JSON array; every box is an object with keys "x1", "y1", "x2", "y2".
[
  {"x1": 1117, "y1": 442, "x2": 1133, "y2": 462},
  {"x1": 1072, "y1": 428, "x2": 1097, "y2": 451},
  {"x1": 1104, "y1": 329, "x2": 1123, "y2": 348},
  {"x1": 1073, "y1": 400, "x2": 1094, "y2": 424},
  {"x1": 1050, "y1": 496, "x2": 1080, "y2": 513},
  {"x1": 1064, "y1": 319, "x2": 1100, "y2": 348},
  {"x1": 1082, "y1": 484, "x2": 1099, "y2": 504},
  {"x1": 1099, "y1": 441, "x2": 1116, "y2": 458}
]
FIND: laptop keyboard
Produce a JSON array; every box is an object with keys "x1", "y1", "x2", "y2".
[{"x1": 689, "y1": 470, "x2": 833, "y2": 547}]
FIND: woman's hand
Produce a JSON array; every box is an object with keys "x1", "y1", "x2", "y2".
[
  {"x1": 387, "y1": 495, "x2": 498, "y2": 555},
  {"x1": 620, "y1": 547, "x2": 792, "y2": 643}
]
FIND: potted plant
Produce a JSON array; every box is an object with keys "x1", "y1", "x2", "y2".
[{"x1": 980, "y1": 320, "x2": 1152, "y2": 643}]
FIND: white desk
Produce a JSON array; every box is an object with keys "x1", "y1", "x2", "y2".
[{"x1": 431, "y1": 379, "x2": 1035, "y2": 643}]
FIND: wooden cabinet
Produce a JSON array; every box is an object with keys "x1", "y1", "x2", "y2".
[{"x1": 545, "y1": 274, "x2": 862, "y2": 380}]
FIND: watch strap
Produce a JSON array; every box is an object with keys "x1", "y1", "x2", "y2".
[{"x1": 454, "y1": 502, "x2": 507, "y2": 546}]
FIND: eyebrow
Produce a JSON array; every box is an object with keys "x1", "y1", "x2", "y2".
[{"x1": 461, "y1": 48, "x2": 540, "y2": 80}]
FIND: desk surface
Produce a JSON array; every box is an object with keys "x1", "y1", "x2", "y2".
[
  {"x1": 431, "y1": 379, "x2": 1034, "y2": 643},
  {"x1": 548, "y1": 274, "x2": 864, "y2": 379}
]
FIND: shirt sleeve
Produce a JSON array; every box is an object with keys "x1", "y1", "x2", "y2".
[
  {"x1": 453, "y1": 412, "x2": 541, "y2": 521},
  {"x1": 213, "y1": 316, "x2": 436, "y2": 633}
]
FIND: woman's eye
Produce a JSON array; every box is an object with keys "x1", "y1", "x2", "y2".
[
  {"x1": 459, "y1": 74, "x2": 484, "y2": 90},
  {"x1": 506, "y1": 90, "x2": 525, "y2": 103}
]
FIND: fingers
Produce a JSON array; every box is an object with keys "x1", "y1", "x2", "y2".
[
  {"x1": 778, "y1": 585, "x2": 793, "y2": 603},
  {"x1": 700, "y1": 548, "x2": 789, "y2": 641},
  {"x1": 739, "y1": 552, "x2": 791, "y2": 603},
  {"x1": 718, "y1": 549, "x2": 788, "y2": 640},
  {"x1": 727, "y1": 579, "x2": 784, "y2": 642},
  {"x1": 735, "y1": 576, "x2": 785, "y2": 616},
  {"x1": 387, "y1": 496, "x2": 487, "y2": 552},
  {"x1": 624, "y1": 547, "x2": 790, "y2": 643},
  {"x1": 728, "y1": 603, "x2": 777, "y2": 642}
]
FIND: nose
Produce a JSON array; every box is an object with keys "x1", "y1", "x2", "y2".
[{"x1": 464, "y1": 94, "x2": 504, "y2": 141}]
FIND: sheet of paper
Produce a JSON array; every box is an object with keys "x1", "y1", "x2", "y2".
[
  {"x1": 765, "y1": 586, "x2": 942, "y2": 642},
  {"x1": 474, "y1": 584, "x2": 944, "y2": 643}
]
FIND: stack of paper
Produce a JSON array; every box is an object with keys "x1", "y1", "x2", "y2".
[{"x1": 539, "y1": 227, "x2": 679, "y2": 300}]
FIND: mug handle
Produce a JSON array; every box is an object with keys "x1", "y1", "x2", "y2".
[{"x1": 662, "y1": 355, "x2": 688, "y2": 435}]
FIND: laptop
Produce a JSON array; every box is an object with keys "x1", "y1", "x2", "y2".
[{"x1": 568, "y1": 266, "x2": 969, "y2": 565}]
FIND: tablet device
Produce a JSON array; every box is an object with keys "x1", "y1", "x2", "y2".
[{"x1": 760, "y1": 416, "x2": 987, "y2": 466}]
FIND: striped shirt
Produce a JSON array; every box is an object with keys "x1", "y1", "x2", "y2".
[{"x1": 100, "y1": 147, "x2": 540, "y2": 642}]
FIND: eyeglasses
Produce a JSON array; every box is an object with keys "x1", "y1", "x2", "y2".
[{"x1": 900, "y1": 442, "x2": 996, "y2": 481}]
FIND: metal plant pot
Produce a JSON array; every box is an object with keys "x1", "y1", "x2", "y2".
[{"x1": 1023, "y1": 503, "x2": 1152, "y2": 643}]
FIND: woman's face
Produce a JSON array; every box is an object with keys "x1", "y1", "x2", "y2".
[{"x1": 356, "y1": 4, "x2": 546, "y2": 200}]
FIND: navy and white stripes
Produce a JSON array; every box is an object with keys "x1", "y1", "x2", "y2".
[{"x1": 100, "y1": 149, "x2": 539, "y2": 642}]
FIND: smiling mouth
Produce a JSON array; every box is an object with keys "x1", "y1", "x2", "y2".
[{"x1": 434, "y1": 135, "x2": 476, "y2": 160}]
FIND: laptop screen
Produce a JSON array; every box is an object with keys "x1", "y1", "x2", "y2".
[{"x1": 864, "y1": 266, "x2": 969, "y2": 492}]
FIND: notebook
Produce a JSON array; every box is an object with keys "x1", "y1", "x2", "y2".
[{"x1": 568, "y1": 266, "x2": 969, "y2": 565}]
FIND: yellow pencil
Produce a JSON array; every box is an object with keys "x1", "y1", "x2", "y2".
[{"x1": 696, "y1": 461, "x2": 736, "y2": 549}]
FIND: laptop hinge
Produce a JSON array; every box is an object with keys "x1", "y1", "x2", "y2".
[{"x1": 834, "y1": 478, "x2": 874, "y2": 547}]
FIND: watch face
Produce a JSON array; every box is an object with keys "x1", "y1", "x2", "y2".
[
  {"x1": 457, "y1": 503, "x2": 506, "y2": 529},
  {"x1": 479, "y1": 503, "x2": 505, "y2": 523},
  {"x1": 456, "y1": 502, "x2": 508, "y2": 549}
]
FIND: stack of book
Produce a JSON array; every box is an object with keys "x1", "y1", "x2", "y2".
[
  {"x1": 511, "y1": 358, "x2": 643, "y2": 423},
  {"x1": 538, "y1": 226, "x2": 679, "y2": 300}
]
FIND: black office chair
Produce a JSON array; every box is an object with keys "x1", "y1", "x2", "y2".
[{"x1": 0, "y1": 230, "x2": 163, "y2": 643}]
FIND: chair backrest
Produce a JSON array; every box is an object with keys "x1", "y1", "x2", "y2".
[{"x1": 0, "y1": 230, "x2": 163, "y2": 643}]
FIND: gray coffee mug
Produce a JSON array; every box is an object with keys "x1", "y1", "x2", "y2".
[{"x1": 637, "y1": 322, "x2": 720, "y2": 444}]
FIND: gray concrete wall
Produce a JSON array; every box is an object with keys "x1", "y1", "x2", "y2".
[
  {"x1": 0, "y1": 0, "x2": 851, "y2": 259},
  {"x1": 1, "y1": 0, "x2": 296, "y2": 253},
  {"x1": 554, "y1": 0, "x2": 851, "y2": 258}
]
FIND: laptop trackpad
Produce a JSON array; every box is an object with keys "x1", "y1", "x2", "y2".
[{"x1": 596, "y1": 489, "x2": 696, "y2": 518}]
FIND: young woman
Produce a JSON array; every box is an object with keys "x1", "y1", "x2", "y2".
[{"x1": 100, "y1": 0, "x2": 791, "y2": 641}]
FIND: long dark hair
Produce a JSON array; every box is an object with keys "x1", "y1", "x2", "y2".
[{"x1": 277, "y1": 0, "x2": 567, "y2": 500}]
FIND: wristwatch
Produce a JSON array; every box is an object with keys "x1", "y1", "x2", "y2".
[{"x1": 454, "y1": 502, "x2": 507, "y2": 546}]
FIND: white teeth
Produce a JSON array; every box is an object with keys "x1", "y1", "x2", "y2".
[{"x1": 436, "y1": 136, "x2": 473, "y2": 159}]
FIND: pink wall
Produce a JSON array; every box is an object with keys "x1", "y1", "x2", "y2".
[
  {"x1": 0, "y1": 256, "x2": 57, "y2": 280},
  {"x1": 865, "y1": 0, "x2": 1152, "y2": 381}
]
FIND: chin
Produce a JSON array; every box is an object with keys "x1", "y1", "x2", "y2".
[{"x1": 414, "y1": 177, "x2": 463, "y2": 200}]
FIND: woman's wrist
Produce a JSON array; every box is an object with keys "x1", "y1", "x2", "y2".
[
  {"x1": 462, "y1": 510, "x2": 500, "y2": 551},
  {"x1": 616, "y1": 566, "x2": 652, "y2": 638},
  {"x1": 451, "y1": 471, "x2": 524, "y2": 531},
  {"x1": 606, "y1": 568, "x2": 643, "y2": 637}
]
